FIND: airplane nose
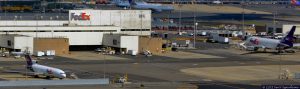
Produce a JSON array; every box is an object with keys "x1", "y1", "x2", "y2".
[
  {"x1": 59, "y1": 74, "x2": 66, "y2": 79},
  {"x1": 62, "y1": 74, "x2": 67, "y2": 78}
]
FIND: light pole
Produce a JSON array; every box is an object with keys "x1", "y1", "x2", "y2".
[
  {"x1": 25, "y1": 65, "x2": 28, "y2": 80},
  {"x1": 35, "y1": 15, "x2": 38, "y2": 38},
  {"x1": 179, "y1": 3, "x2": 182, "y2": 34},
  {"x1": 193, "y1": 5, "x2": 197, "y2": 48},
  {"x1": 103, "y1": 51, "x2": 106, "y2": 79},
  {"x1": 139, "y1": 11, "x2": 144, "y2": 35},
  {"x1": 242, "y1": 1, "x2": 245, "y2": 36},
  {"x1": 50, "y1": 17, "x2": 54, "y2": 38},
  {"x1": 194, "y1": 22, "x2": 198, "y2": 48},
  {"x1": 240, "y1": 0, "x2": 247, "y2": 38},
  {"x1": 272, "y1": 3, "x2": 277, "y2": 36}
]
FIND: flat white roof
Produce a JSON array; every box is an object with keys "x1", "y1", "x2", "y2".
[
  {"x1": 0, "y1": 26, "x2": 120, "y2": 31},
  {"x1": 0, "y1": 34, "x2": 31, "y2": 37}
]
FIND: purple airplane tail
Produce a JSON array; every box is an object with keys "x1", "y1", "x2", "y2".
[
  {"x1": 24, "y1": 54, "x2": 33, "y2": 67},
  {"x1": 128, "y1": 0, "x2": 132, "y2": 3},
  {"x1": 129, "y1": 0, "x2": 133, "y2": 5},
  {"x1": 291, "y1": 0, "x2": 300, "y2": 5},
  {"x1": 280, "y1": 26, "x2": 296, "y2": 48}
]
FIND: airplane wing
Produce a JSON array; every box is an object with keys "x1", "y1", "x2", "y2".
[
  {"x1": 294, "y1": 43, "x2": 300, "y2": 47},
  {"x1": 2, "y1": 69, "x2": 43, "y2": 76},
  {"x1": 152, "y1": 8, "x2": 162, "y2": 12},
  {"x1": 2, "y1": 68, "x2": 24, "y2": 73}
]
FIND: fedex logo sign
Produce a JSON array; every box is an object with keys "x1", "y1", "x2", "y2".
[
  {"x1": 70, "y1": 12, "x2": 91, "y2": 20},
  {"x1": 250, "y1": 38, "x2": 259, "y2": 45}
]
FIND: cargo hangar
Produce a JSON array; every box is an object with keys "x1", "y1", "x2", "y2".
[{"x1": 0, "y1": 10, "x2": 160, "y2": 55}]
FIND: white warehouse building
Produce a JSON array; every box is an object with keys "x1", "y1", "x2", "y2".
[
  {"x1": 266, "y1": 24, "x2": 300, "y2": 35},
  {"x1": 282, "y1": 24, "x2": 300, "y2": 35},
  {"x1": 0, "y1": 10, "x2": 152, "y2": 47},
  {"x1": 0, "y1": 34, "x2": 34, "y2": 53}
]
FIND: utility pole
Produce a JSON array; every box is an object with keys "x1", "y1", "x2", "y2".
[
  {"x1": 242, "y1": 0, "x2": 245, "y2": 37},
  {"x1": 25, "y1": 47, "x2": 29, "y2": 80},
  {"x1": 194, "y1": 22, "x2": 198, "y2": 48},
  {"x1": 35, "y1": 15, "x2": 38, "y2": 38},
  {"x1": 139, "y1": 11, "x2": 144, "y2": 35},
  {"x1": 272, "y1": 8, "x2": 277, "y2": 36},
  {"x1": 193, "y1": 8, "x2": 197, "y2": 48},
  {"x1": 179, "y1": 2, "x2": 182, "y2": 34},
  {"x1": 5, "y1": 0, "x2": 8, "y2": 35},
  {"x1": 103, "y1": 51, "x2": 106, "y2": 79}
]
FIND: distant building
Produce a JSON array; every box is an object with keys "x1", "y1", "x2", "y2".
[
  {"x1": 282, "y1": 24, "x2": 300, "y2": 36},
  {"x1": 266, "y1": 23, "x2": 300, "y2": 35},
  {"x1": 0, "y1": 10, "x2": 152, "y2": 52},
  {"x1": 146, "y1": 0, "x2": 290, "y2": 4}
]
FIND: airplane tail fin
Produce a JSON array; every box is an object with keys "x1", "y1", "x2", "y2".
[
  {"x1": 24, "y1": 54, "x2": 33, "y2": 67},
  {"x1": 128, "y1": 0, "x2": 132, "y2": 3},
  {"x1": 128, "y1": 0, "x2": 135, "y2": 5},
  {"x1": 280, "y1": 26, "x2": 296, "y2": 47},
  {"x1": 291, "y1": 0, "x2": 299, "y2": 5}
]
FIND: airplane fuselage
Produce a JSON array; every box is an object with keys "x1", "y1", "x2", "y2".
[
  {"x1": 30, "y1": 64, "x2": 66, "y2": 79},
  {"x1": 245, "y1": 37, "x2": 281, "y2": 49},
  {"x1": 132, "y1": 3, "x2": 174, "y2": 12},
  {"x1": 115, "y1": 1, "x2": 174, "y2": 12},
  {"x1": 241, "y1": 26, "x2": 296, "y2": 52}
]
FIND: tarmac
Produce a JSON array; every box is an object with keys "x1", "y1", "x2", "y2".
[
  {"x1": 0, "y1": 46, "x2": 300, "y2": 89},
  {"x1": 172, "y1": 4, "x2": 271, "y2": 14},
  {"x1": 60, "y1": 51, "x2": 129, "y2": 61},
  {"x1": 0, "y1": 3, "x2": 300, "y2": 89}
]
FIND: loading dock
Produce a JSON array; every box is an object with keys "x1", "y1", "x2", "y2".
[
  {"x1": 0, "y1": 34, "x2": 34, "y2": 53},
  {"x1": 34, "y1": 38, "x2": 69, "y2": 55},
  {"x1": 103, "y1": 34, "x2": 162, "y2": 55}
]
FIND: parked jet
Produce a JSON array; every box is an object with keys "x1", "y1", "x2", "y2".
[
  {"x1": 11, "y1": 51, "x2": 23, "y2": 57},
  {"x1": 239, "y1": 26, "x2": 297, "y2": 52},
  {"x1": 115, "y1": 0, "x2": 174, "y2": 12},
  {"x1": 212, "y1": 0, "x2": 222, "y2": 4},
  {"x1": 114, "y1": 0, "x2": 131, "y2": 8},
  {"x1": 291, "y1": 0, "x2": 300, "y2": 6},
  {"x1": 24, "y1": 54, "x2": 66, "y2": 79}
]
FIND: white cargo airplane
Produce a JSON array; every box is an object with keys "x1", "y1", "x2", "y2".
[
  {"x1": 212, "y1": 0, "x2": 222, "y2": 4},
  {"x1": 115, "y1": 0, "x2": 174, "y2": 12},
  {"x1": 24, "y1": 54, "x2": 66, "y2": 79},
  {"x1": 239, "y1": 26, "x2": 297, "y2": 52}
]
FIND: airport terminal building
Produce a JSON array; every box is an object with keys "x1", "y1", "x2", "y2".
[{"x1": 0, "y1": 10, "x2": 152, "y2": 53}]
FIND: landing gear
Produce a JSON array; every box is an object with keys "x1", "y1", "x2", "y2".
[
  {"x1": 277, "y1": 47, "x2": 285, "y2": 54},
  {"x1": 45, "y1": 76, "x2": 51, "y2": 79},
  {"x1": 34, "y1": 75, "x2": 39, "y2": 78},
  {"x1": 278, "y1": 50, "x2": 284, "y2": 53},
  {"x1": 254, "y1": 47, "x2": 259, "y2": 51},
  {"x1": 285, "y1": 50, "x2": 296, "y2": 53},
  {"x1": 263, "y1": 48, "x2": 267, "y2": 52}
]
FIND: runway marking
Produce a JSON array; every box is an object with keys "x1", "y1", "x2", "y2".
[
  {"x1": 201, "y1": 79, "x2": 212, "y2": 82},
  {"x1": 239, "y1": 62, "x2": 245, "y2": 65},
  {"x1": 133, "y1": 63, "x2": 139, "y2": 64}
]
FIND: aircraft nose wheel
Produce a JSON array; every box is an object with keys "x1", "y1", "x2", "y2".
[
  {"x1": 45, "y1": 76, "x2": 51, "y2": 80},
  {"x1": 34, "y1": 75, "x2": 39, "y2": 78}
]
